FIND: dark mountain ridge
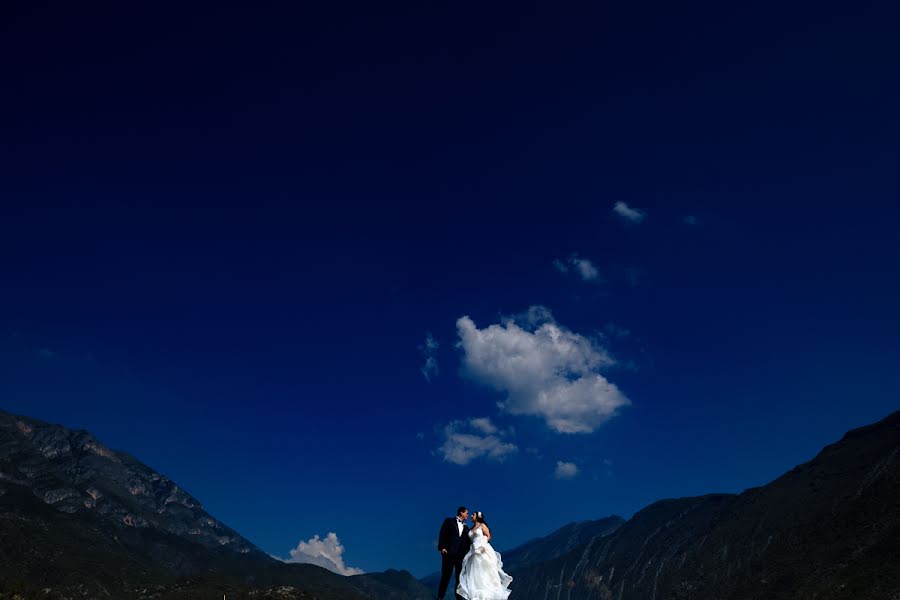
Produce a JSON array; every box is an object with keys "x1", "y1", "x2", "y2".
[
  {"x1": 510, "y1": 410, "x2": 900, "y2": 599},
  {"x1": 3, "y1": 408, "x2": 898, "y2": 599},
  {"x1": 0, "y1": 408, "x2": 431, "y2": 599},
  {"x1": 500, "y1": 516, "x2": 626, "y2": 573},
  {"x1": 0, "y1": 409, "x2": 265, "y2": 559}
]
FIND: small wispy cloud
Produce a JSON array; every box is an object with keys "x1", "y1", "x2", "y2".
[
  {"x1": 438, "y1": 418, "x2": 517, "y2": 466},
  {"x1": 469, "y1": 417, "x2": 497, "y2": 435},
  {"x1": 603, "y1": 323, "x2": 631, "y2": 338},
  {"x1": 612, "y1": 201, "x2": 646, "y2": 224},
  {"x1": 554, "y1": 253, "x2": 601, "y2": 282},
  {"x1": 510, "y1": 305, "x2": 555, "y2": 328},
  {"x1": 38, "y1": 348, "x2": 55, "y2": 359},
  {"x1": 281, "y1": 532, "x2": 363, "y2": 576},
  {"x1": 554, "y1": 461, "x2": 579, "y2": 479},
  {"x1": 419, "y1": 332, "x2": 439, "y2": 382},
  {"x1": 601, "y1": 458, "x2": 614, "y2": 478},
  {"x1": 683, "y1": 215, "x2": 699, "y2": 226}
]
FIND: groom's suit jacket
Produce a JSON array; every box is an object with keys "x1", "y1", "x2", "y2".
[{"x1": 438, "y1": 517, "x2": 470, "y2": 558}]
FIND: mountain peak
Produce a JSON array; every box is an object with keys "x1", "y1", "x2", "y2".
[
  {"x1": 0, "y1": 409, "x2": 263, "y2": 557},
  {"x1": 509, "y1": 409, "x2": 900, "y2": 599},
  {"x1": 838, "y1": 409, "x2": 900, "y2": 442}
]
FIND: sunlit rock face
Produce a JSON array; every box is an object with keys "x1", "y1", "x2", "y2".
[
  {"x1": 509, "y1": 411, "x2": 900, "y2": 600},
  {"x1": 0, "y1": 409, "x2": 261, "y2": 556}
]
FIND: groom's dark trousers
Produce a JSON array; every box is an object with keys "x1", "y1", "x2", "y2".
[{"x1": 437, "y1": 517, "x2": 469, "y2": 600}]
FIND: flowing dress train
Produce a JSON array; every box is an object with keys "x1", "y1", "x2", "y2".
[{"x1": 457, "y1": 525, "x2": 513, "y2": 600}]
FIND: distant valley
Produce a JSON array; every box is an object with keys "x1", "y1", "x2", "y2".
[{"x1": 1, "y1": 408, "x2": 898, "y2": 599}]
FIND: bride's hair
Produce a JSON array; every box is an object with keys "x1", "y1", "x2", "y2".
[{"x1": 473, "y1": 511, "x2": 489, "y2": 528}]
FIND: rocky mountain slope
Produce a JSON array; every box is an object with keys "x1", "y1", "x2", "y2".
[
  {"x1": 0, "y1": 408, "x2": 265, "y2": 559},
  {"x1": 0, "y1": 409, "x2": 430, "y2": 599},
  {"x1": 4, "y1": 407, "x2": 898, "y2": 599},
  {"x1": 501, "y1": 516, "x2": 626, "y2": 574},
  {"x1": 511, "y1": 410, "x2": 900, "y2": 600}
]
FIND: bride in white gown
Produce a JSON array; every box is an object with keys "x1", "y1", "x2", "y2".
[{"x1": 457, "y1": 511, "x2": 513, "y2": 600}]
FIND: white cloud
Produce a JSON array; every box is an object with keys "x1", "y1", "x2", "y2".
[
  {"x1": 612, "y1": 201, "x2": 646, "y2": 223},
  {"x1": 469, "y1": 417, "x2": 497, "y2": 434},
  {"x1": 573, "y1": 258, "x2": 599, "y2": 281},
  {"x1": 283, "y1": 532, "x2": 363, "y2": 576},
  {"x1": 456, "y1": 307, "x2": 630, "y2": 434},
  {"x1": 554, "y1": 461, "x2": 579, "y2": 479},
  {"x1": 420, "y1": 332, "x2": 439, "y2": 382},
  {"x1": 438, "y1": 418, "x2": 517, "y2": 465},
  {"x1": 683, "y1": 215, "x2": 698, "y2": 225},
  {"x1": 512, "y1": 305, "x2": 555, "y2": 327},
  {"x1": 554, "y1": 254, "x2": 601, "y2": 282},
  {"x1": 422, "y1": 357, "x2": 438, "y2": 381}
]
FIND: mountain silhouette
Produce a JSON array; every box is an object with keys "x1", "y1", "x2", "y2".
[
  {"x1": 2, "y1": 408, "x2": 898, "y2": 599},
  {"x1": 0, "y1": 409, "x2": 431, "y2": 599},
  {"x1": 507, "y1": 410, "x2": 900, "y2": 599}
]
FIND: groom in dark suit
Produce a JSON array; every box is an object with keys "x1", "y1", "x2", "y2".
[{"x1": 437, "y1": 506, "x2": 471, "y2": 600}]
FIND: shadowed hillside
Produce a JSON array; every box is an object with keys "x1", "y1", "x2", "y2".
[
  {"x1": 3, "y1": 408, "x2": 898, "y2": 599},
  {"x1": 0, "y1": 409, "x2": 428, "y2": 599},
  {"x1": 511, "y1": 410, "x2": 900, "y2": 600}
]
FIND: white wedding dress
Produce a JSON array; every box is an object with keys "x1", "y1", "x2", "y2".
[{"x1": 457, "y1": 524, "x2": 513, "y2": 600}]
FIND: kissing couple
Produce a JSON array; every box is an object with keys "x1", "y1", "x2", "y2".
[{"x1": 437, "y1": 506, "x2": 513, "y2": 600}]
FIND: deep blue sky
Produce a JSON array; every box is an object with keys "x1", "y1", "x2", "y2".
[{"x1": 2, "y1": 0, "x2": 899, "y2": 578}]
